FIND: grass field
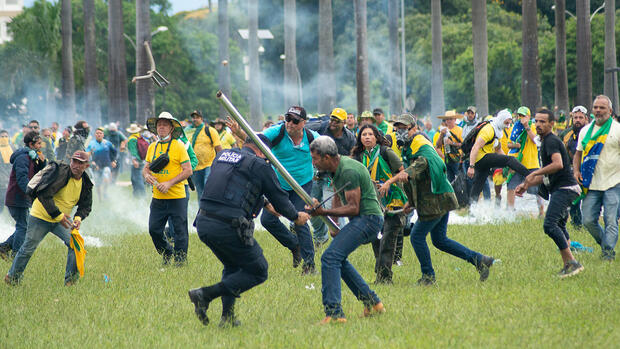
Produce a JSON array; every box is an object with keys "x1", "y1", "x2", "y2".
[{"x1": 1, "y1": 200, "x2": 619, "y2": 348}]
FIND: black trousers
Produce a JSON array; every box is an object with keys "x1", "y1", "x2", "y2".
[
  {"x1": 372, "y1": 213, "x2": 406, "y2": 281},
  {"x1": 148, "y1": 197, "x2": 188, "y2": 260},
  {"x1": 470, "y1": 153, "x2": 529, "y2": 202}
]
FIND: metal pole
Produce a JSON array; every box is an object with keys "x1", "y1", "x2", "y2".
[
  {"x1": 400, "y1": 0, "x2": 406, "y2": 110},
  {"x1": 216, "y1": 91, "x2": 340, "y2": 233}
]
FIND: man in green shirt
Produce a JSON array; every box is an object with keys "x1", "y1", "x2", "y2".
[{"x1": 307, "y1": 136, "x2": 385, "y2": 324}]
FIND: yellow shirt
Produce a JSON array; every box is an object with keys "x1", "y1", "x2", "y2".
[
  {"x1": 31, "y1": 177, "x2": 83, "y2": 222},
  {"x1": 500, "y1": 127, "x2": 511, "y2": 155},
  {"x1": 509, "y1": 123, "x2": 539, "y2": 169},
  {"x1": 219, "y1": 130, "x2": 236, "y2": 150},
  {"x1": 434, "y1": 126, "x2": 463, "y2": 161},
  {"x1": 146, "y1": 139, "x2": 190, "y2": 199},
  {"x1": 475, "y1": 123, "x2": 498, "y2": 163},
  {"x1": 388, "y1": 132, "x2": 401, "y2": 158},
  {"x1": 192, "y1": 126, "x2": 221, "y2": 170}
]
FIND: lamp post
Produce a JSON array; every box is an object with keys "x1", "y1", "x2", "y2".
[
  {"x1": 280, "y1": 54, "x2": 303, "y2": 108},
  {"x1": 123, "y1": 26, "x2": 168, "y2": 51},
  {"x1": 551, "y1": 3, "x2": 605, "y2": 22}
]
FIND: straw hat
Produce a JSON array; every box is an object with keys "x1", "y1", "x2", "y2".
[
  {"x1": 126, "y1": 123, "x2": 144, "y2": 134},
  {"x1": 437, "y1": 110, "x2": 464, "y2": 120},
  {"x1": 146, "y1": 112, "x2": 183, "y2": 139}
]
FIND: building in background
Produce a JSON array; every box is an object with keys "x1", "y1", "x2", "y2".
[{"x1": 0, "y1": 0, "x2": 23, "y2": 44}]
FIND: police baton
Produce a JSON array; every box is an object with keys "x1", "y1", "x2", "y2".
[
  {"x1": 216, "y1": 91, "x2": 340, "y2": 234},
  {"x1": 307, "y1": 181, "x2": 350, "y2": 213}
]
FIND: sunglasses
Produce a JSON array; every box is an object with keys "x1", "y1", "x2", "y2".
[
  {"x1": 330, "y1": 117, "x2": 343, "y2": 123},
  {"x1": 285, "y1": 115, "x2": 302, "y2": 125}
]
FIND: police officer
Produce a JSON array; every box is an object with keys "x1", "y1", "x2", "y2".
[{"x1": 188, "y1": 134, "x2": 311, "y2": 327}]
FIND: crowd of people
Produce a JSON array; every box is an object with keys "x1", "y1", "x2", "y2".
[{"x1": 1, "y1": 94, "x2": 619, "y2": 326}]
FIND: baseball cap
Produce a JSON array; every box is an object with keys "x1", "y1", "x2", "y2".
[
  {"x1": 572, "y1": 105, "x2": 587, "y2": 114},
  {"x1": 71, "y1": 151, "x2": 90, "y2": 162},
  {"x1": 392, "y1": 113, "x2": 415, "y2": 127},
  {"x1": 517, "y1": 106, "x2": 531, "y2": 116},
  {"x1": 372, "y1": 108, "x2": 384, "y2": 115},
  {"x1": 285, "y1": 106, "x2": 307, "y2": 120},
  {"x1": 466, "y1": 106, "x2": 477, "y2": 113},
  {"x1": 190, "y1": 110, "x2": 203, "y2": 118},
  {"x1": 330, "y1": 108, "x2": 347, "y2": 121}
]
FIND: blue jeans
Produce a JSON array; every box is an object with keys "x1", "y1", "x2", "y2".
[
  {"x1": 582, "y1": 184, "x2": 620, "y2": 253},
  {"x1": 321, "y1": 215, "x2": 383, "y2": 317},
  {"x1": 6, "y1": 206, "x2": 29, "y2": 254},
  {"x1": 543, "y1": 189, "x2": 578, "y2": 250},
  {"x1": 131, "y1": 162, "x2": 146, "y2": 197},
  {"x1": 310, "y1": 178, "x2": 330, "y2": 243},
  {"x1": 8, "y1": 215, "x2": 78, "y2": 283},
  {"x1": 446, "y1": 162, "x2": 459, "y2": 183},
  {"x1": 261, "y1": 181, "x2": 315, "y2": 267},
  {"x1": 193, "y1": 166, "x2": 211, "y2": 201},
  {"x1": 410, "y1": 212, "x2": 482, "y2": 277}
]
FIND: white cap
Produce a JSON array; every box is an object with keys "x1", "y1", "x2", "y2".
[{"x1": 572, "y1": 106, "x2": 587, "y2": 114}]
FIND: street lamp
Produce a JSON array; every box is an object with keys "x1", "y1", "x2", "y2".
[
  {"x1": 280, "y1": 54, "x2": 303, "y2": 107},
  {"x1": 551, "y1": 3, "x2": 604, "y2": 22},
  {"x1": 123, "y1": 26, "x2": 168, "y2": 51}
]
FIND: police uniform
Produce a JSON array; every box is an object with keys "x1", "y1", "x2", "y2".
[{"x1": 191, "y1": 146, "x2": 300, "y2": 325}]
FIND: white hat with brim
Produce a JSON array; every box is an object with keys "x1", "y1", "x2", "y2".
[
  {"x1": 126, "y1": 123, "x2": 144, "y2": 134},
  {"x1": 437, "y1": 110, "x2": 464, "y2": 120},
  {"x1": 147, "y1": 112, "x2": 183, "y2": 139}
]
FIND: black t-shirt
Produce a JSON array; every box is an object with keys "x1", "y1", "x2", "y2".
[{"x1": 539, "y1": 132, "x2": 576, "y2": 192}]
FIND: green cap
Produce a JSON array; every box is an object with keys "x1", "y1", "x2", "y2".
[{"x1": 517, "y1": 106, "x2": 531, "y2": 117}]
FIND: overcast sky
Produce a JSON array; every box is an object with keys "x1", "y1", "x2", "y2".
[{"x1": 22, "y1": 0, "x2": 207, "y2": 15}]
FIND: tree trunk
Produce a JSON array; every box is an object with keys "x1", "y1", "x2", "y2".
[
  {"x1": 554, "y1": 0, "x2": 569, "y2": 115},
  {"x1": 248, "y1": 0, "x2": 262, "y2": 129},
  {"x1": 576, "y1": 0, "x2": 592, "y2": 110},
  {"x1": 388, "y1": 0, "x2": 401, "y2": 117},
  {"x1": 107, "y1": 0, "x2": 130, "y2": 127},
  {"x1": 136, "y1": 0, "x2": 154, "y2": 125},
  {"x1": 218, "y1": 0, "x2": 231, "y2": 118},
  {"x1": 284, "y1": 0, "x2": 300, "y2": 108},
  {"x1": 355, "y1": 0, "x2": 369, "y2": 114},
  {"x1": 318, "y1": 0, "x2": 335, "y2": 114},
  {"x1": 471, "y1": 0, "x2": 488, "y2": 117},
  {"x1": 430, "y1": 0, "x2": 444, "y2": 124},
  {"x1": 521, "y1": 0, "x2": 541, "y2": 112},
  {"x1": 83, "y1": 0, "x2": 101, "y2": 126},
  {"x1": 61, "y1": 0, "x2": 76, "y2": 121},
  {"x1": 604, "y1": 0, "x2": 619, "y2": 110}
]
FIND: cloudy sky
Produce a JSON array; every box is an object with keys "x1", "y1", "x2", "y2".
[{"x1": 22, "y1": 0, "x2": 207, "y2": 15}]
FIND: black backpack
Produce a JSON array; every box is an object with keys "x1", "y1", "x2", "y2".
[
  {"x1": 270, "y1": 124, "x2": 315, "y2": 148},
  {"x1": 460, "y1": 121, "x2": 494, "y2": 157},
  {"x1": 26, "y1": 161, "x2": 59, "y2": 199}
]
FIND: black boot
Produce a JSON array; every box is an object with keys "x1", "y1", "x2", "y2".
[{"x1": 188, "y1": 288, "x2": 212, "y2": 325}]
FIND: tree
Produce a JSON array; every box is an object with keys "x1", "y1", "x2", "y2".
[
  {"x1": 521, "y1": 0, "x2": 541, "y2": 111},
  {"x1": 576, "y1": 0, "x2": 592, "y2": 110},
  {"x1": 107, "y1": 0, "x2": 130, "y2": 127},
  {"x1": 136, "y1": 0, "x2": 153, "y2": 125},
  {"x1": 61, "y1": 0, "x2": 76, "y2": 120},
  {"x1": 604, "y1": 0, "x2": 619, "y2": 109},
  {"x1": 283, "y1": 0, "x2": 300, "y2": 108},
  {"x1": 430, "y1": 0, "x2": 445, "y2": 122},
  {"x1": 83, "y1": 0, "x2": 101, "y2": 126},
  {"x1": 471, "y1": 0, "x2": 488, "y2": 116},
  {"x1": 355, "y1": 0, "x2": 369, "y2": 114},
  {"x1": 388, "y1": 0, "x2": 401, "y2": 116},
  {"x1": 248, "y1": 0, "x2": 262, "y2": 129},
  {"x1": 554, "y1": 0, "x2": 569, "y2": 114},
  {"x1": 318, "y1": 0, "x2": 335, "y2": 114},
  {"x1": 218, "y1": 0, "x2": 231, "y2": 118}
]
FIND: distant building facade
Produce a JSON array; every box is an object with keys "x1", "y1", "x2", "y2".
[{"x1": 0, "y1": 0, "x2": 23, "y2": 44}]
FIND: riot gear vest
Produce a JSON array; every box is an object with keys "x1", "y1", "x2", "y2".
[{"x1": 201, "y1": 148, "x2": 263, "y2": 219}]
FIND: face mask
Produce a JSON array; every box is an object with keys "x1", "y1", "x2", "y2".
[
  {"x1": 158, "y1": 134, "x2": 171, "y2": 142},
  {"x1": 395, "y1": 129, "x2": 410, "y2": 147}
]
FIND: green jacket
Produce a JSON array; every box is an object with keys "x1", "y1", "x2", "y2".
[{"x1": 402, "y1": 156, "x2": 458, "y2": 221}]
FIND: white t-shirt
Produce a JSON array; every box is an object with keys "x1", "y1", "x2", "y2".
[{"x1": 576, "y1": 119, "x2": 620, "y2": 191}]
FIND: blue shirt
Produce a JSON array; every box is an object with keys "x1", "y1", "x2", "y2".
[
  {"x1": 86, "y1": 139, "x2": 116, "y2": 168},
  {"x1": 263, "y1": 124, "x2": 319, "y2": 191}
]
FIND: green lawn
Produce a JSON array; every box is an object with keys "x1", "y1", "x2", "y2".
[{"x1": 1, "y1": 213, "x2": 619, "y2": 348}]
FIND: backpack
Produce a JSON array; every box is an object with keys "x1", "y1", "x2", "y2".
[
  {"x1": 270, "y1": 124, "x2": 315, "y2": 148},
  {"x1": 26, "y1": 161, "x2": 59, "y2": 199},
  {"x1": 460, "y1": 121, "x2": 494, "y2": 157},
  {"x1": 136, "y1": 137, "x2": 149, "y2": 160}
]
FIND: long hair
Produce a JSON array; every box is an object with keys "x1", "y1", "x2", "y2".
[{"x1": 351, "y1": 124, "x2": 390, "y2": 159}]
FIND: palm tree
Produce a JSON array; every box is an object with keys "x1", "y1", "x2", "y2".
[
  {"x1": 218, "y1": 0, "x2": 231, "y2": 118},
  {"x1": 248, "y1": 0, "x2": 262, "y2": 129},
  {"x1": 318, "y1": 0, "x2": 335, "y2": 114},
  {"x1": 576, "y1": 0, "x2": 592, "y2": 110},
  {"x1": 471, "y1": 0, "x2": 488, "y2": 117},
  {"x1": 284, "y1": 0, "x2": 300, "y2": 108},
  {"x1": 83, "y1": 0, "x2": 101, "y2": 126},
  {"x1": 107, "y1": 0, "x2": 130, "y2": 127},
  {"x1": 136, "y1": 0, "x2": 153, "y2": 125},
  {"x1": 355, "y1": 0, "x2": 369, "y2": 114},
  {"x1": 604, "y1": 0, "x2": 618, "y2": 109},
  {"x1": 521, "y1": 0, "x2": 541, "y2": 112},
  {"x1": 430, "y1": 0, "x2": 444, "y2": 122},
  {"x1": 554, "y1": 0, "x2": 569, "y2": 115},
  {"x1": 388, "y1": 0, "x2": 401, "y2": 116},
  {"x1": 61, "y1": 0, "x2": 76, "y2": 120}
]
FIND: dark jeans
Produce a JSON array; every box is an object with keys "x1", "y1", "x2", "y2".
[
  {"x1": 196, "y1": 215, "x2": 268, "y2": 316},
  {"x1": 149, "y1": 197, "x2": 188, "y2": 261},
  {"x1": 372, "y1": 213, "x2": 406, "y2": 281},
  {"x1": 462, "y1": 160, "x2": 490, "y2": 203},
  {"x1": 569, "y1": 201, "x2": 582, "y2": 227},
  {"x1": 470, "y1": 153, "x2": 528, "y2": 202},
  {"x1": 166, "y1": 185, "x2": 190, "y2": 241},
  {"x1": 543, "y1": 189, "x2": 578, "y2": 250},
  {"x1": 131, "y1": 162, "x2": 146, "y2": 197},
  {"x1": 410, "y1": 212, "x2": 482, "y2": 277},
  {"x1": 192, "y1": 166, "x2": 211, "y2": 202},
  {"x1": 260, "y1": 181, "x2": 314, "y2": 267},
  {"x1": 4, "y1": 206, "x2": 30, "y2": 254},
  {"x1": 321, "y1": 215, "x2": 383, "y2": 318},
  {"x1": 446, "y1": 161, "x2": 459, "y2": 183}
]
